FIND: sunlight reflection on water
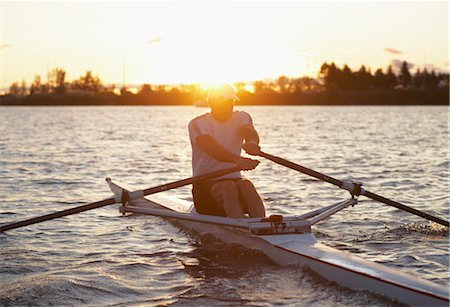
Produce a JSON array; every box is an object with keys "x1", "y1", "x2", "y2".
[{"x1": 0, "y1": 106, "x2": 448, "y2": 306}]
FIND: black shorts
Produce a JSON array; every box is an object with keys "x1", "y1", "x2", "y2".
[{"x1": 192, "y1": 178, "x2": 240, "y2": 217}]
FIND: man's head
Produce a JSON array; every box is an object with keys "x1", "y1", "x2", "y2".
[{"x1": 207, "y1": 84, "x2": 240, "y2": 122}]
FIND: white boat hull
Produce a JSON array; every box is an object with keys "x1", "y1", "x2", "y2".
[
  {"x1": 178, "y1": 218, "x2": 449, "y2": 306},
  {"x1": 108, "y1": 181, "x2": 449, "y2": 306}
]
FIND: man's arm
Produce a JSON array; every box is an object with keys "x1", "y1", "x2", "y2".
[
  {"x1": 196, "y1": 134, "x2": 259, "y2": 170},
  {"x1": 240, "y1": 124, "x2": 261, "y2": 155}
]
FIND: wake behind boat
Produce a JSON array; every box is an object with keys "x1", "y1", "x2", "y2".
[{"x1": 107, "y1": 178, "x2": 449, "y2": 306}]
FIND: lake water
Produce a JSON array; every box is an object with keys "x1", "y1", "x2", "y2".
[{"x1": 0, "y1": 106, "x2": 448, "y2": 306}]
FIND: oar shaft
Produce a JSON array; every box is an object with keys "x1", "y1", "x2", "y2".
[
  {"x1": 259, "y1": 152, "x2": 343, "y2": 187},
  {"x1": 364, "y1": 190, "x2": 450, "y2": 227},
  {"x1": 142, "y1": 166, "x2": 241, "y2": 195},
  {"x1": 259, "y1": 151, "x2": 449, "y2": 228},
  {"x1": 0, "y1": 166, "x2": 241, "y2": 232},
  {"x1": 0, "y1": 198, "x2": 116, "y2": 232}
]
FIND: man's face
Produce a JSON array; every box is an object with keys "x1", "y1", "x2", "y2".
[{"x1": 209, "y1": 98, "x2": 234, "y2": 122}]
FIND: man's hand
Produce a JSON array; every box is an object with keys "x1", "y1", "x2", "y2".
[
  {"x1": 235, "y1": 157, "x2": 260, "y2": 171},
  {"x1": 242, "y1": 142, "x2": 261, "y2": 156}
]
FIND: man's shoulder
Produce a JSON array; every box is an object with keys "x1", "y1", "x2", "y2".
[
  {"x1": 189, "y1": 112, "x2": 211, "y2": 127},
  {"x1": 191, "y1": 112, "x2": 211, "y2": 122},
  {"x1": 233, "y1": 110, "x2": 251, "y2": 116},
  {"x1": 232, "y1": 110, "x2": 252, "y2": 122}
]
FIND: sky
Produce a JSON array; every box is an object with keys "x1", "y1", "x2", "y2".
[{"x1": 1, "y1": 1, "x2": 449, "y2": 89}]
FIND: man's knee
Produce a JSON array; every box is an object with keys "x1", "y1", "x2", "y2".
[{"x1": 236, "y1": 179, "x2": 256, "y2": 191}]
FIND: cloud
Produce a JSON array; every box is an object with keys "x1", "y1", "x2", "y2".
[
  {"x1": 148, "y1": 38, "x2": 162, "y2": 44},
  {"x1": 389, "y1": 59, "x2": 414, "y2": 72},
  {"x1": 384, "y1": 48, "x2": 402, "y2": 55},
  {"x1": 423, "y1": 64, "x2": 444, "y2": 73}
]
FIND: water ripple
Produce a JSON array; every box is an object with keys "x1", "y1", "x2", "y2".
[{"x1": 0, "y1": 106, "x2": 448, "y2": 305}]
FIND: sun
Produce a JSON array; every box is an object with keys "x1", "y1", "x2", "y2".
[{"x1": 104, "y1": 2, "x2": 312, "y2": 85}]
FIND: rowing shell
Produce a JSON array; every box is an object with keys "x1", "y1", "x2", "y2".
[{"x1": 107, "y1": 179, "x2": 449, "y2": 306}]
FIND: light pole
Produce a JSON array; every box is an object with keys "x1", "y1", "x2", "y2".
[
  {"x1": 301, "y1": 49, "x2": 314, "y2": 77},
  {"x1": 121, "y1": 38, "x2": 161, "y2": 95},
  {"x1": 0, "y1": 44, "x2": 11, "y2": 95},
  {"x1": 146, "y1": 37, "x2": 162, "y2": 87}
]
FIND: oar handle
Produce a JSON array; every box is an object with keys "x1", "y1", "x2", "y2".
[
  {"x1": 259, "y1": 151, "x2": 449, "y2": 228},
  {"x1": 0, "y1": 166, "x2": 241, "y2": 232}
]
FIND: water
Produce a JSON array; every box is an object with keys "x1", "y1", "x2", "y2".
[{"x1": 0, "y1": 106, "x2": 448, "y2": 306}]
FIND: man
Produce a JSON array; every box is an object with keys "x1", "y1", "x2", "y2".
[{"x1": 188, "y1": 84, "x2": 265, "y2": 218}]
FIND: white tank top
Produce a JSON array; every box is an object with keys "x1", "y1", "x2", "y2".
[{"x1": 188, "y1": 111, "x2": 253, "y2": 179}]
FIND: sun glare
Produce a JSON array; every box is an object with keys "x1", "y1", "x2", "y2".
[
  {"x1": 244, "y1": 84, "x2": 254, "y2": 93},
  {"x1": 144, "y1": 2, "x2": 309, "y2": 85}
]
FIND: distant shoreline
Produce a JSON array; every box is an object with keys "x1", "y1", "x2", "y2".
[{"x1": 1, "y1": 88, "x2": 448, "y2": 106}]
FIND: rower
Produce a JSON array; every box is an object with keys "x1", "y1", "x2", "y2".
[{"x1": 188, "y1": 84, "x2": 266, "y2": 218}]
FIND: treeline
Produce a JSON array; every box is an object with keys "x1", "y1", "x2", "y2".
[
  {"x1": 235, "y1": 61, "x2": 449, "y2": 105},
  {"x1": 319, "y1": 61, "x2": 448, "y2": 91},
  {"x1": 2, "y1": 61, "x2": 449, "y2": 106},
  {"x1": 9, "y1": 68, "x2": 103, "y2": 95},
  {"x1": 6, "y1": 68, "x2": 196, "y2": 105}
]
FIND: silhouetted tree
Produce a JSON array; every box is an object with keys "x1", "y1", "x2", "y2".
[
  {"x1": 413, "y1": 69, "x2": 423, "y2": 89},
  {"x1": 428, "y1": 70, "x2": 438, "y2": 89},
  {"x1": 55, "y1": 68, "x2": 66, "y2": 94},
  {"x1": 289, "y1": 78, "x2": 303, "y2": 93},
  {"x1": 385, "y1": 65, "x2": 397, "y2": 89},
  {"x1": 319, "y1": 62, "x2": 340, "y2": 89},
  {"x1": 421, "y1": 68, "x2": 429, "y2": 89},
  {"x1": 72, "y1": 70, "x2": 103, "y2": 92},
  {"x1": 9, "y1": 82, "x2": 20, "y2": 95},
  {"x1": 156, "y1": 85, "x2": 166, "y2": 92},
  {"x1": 277, "y1": 76, "x2": 290, "y2": 93},
  {"x1": 139, "y1": 84, "x2": 153, "y2": 95},
  {"x1": 302, "y1": 77, "x2": 314, "y2": 91},
  {"x1": 356, "y1": 65, "x2": 372, "y2": 90},
  {"x1": 398, "y1": 61, "x2": 412, "y2": 88},
  {"x1": 20, "y1": 80, "x2": 27, "y2": 95},
  {"x1": 179, "y1": 83, "x2": 202, "y2": 94},
  {"x1": 340, "y1": 65, "x2": 353, "y2": 90},
  {"x1": 373, "y1": 69, "x2": 386, "y2": 89},
  {"x1": 253, "y1": 81, "x2": 270, "y2": 94},
  {"x1": 30, "y1": 74, "x2": 44, "y2": 95},
  {"x1": 169, "y1": 86, "x2": 180, "y2": 94},
  {"x1": 47, "y1": 68, "x2": 66, "y2": 94}
]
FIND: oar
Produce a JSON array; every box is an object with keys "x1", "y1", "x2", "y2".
[
  {"x1": 0, "y1": 166, "x2": 240, "y2": 232},
  {"x1": 258, "y1": 151, "x2": 449, "y2": 228}
]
